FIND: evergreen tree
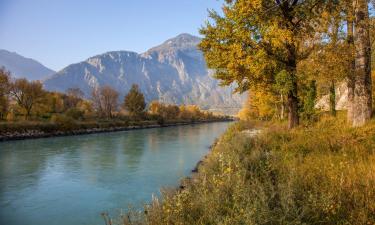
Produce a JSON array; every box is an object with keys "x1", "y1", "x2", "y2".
[{"x1": 123, "y1": 84, "x2": 146, "y2": 117}]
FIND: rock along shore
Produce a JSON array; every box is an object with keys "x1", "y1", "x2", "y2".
[{"x1": 0, "y1": 120, "x2": 233, "y2": 142}]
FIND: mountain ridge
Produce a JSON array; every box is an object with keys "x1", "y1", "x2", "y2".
[
  {"x1": 43, "y1": 33, "x2": 245, "y2": 114},
  {"x1": 0, "y1": 49, "x2": 55, "y2": 80}
]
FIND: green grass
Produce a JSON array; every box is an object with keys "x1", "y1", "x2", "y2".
[{"x1": 119, "y1": 115, "x2": 375, "y2": 225}]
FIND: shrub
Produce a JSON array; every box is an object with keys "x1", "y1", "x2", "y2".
[
  {"x1": 156, "y1": 116, "x2": 165, "y2": 126},
  {"x1": 50, "y1": 114, "x2": 76, "y2": 130},
  {"x1": 65, "y1": 108, "x2": 84, "y2": 120}
]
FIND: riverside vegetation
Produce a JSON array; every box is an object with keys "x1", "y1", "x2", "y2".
[
  {"x1": 114, "y1": 115, "x2": 375, "y2": 225},
  {"x1": 0, "y1": 68, "x2": 228, "y2": 138},
  {"x1": 104, "y1": 0, "x2": 375, "y2": 224}
]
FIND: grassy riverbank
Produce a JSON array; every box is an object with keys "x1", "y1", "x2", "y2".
[
  {"x1": 120, "y1": 115, "x2": 375, "y2": 224},
  {"x1": 0, "y1": 118, "x2": 232, "y2": 141}
]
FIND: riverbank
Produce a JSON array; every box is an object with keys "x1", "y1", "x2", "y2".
[
  {"x1": 123, "y1": 117, "x2": 375, "y2": 225},
  {"x1": 0, "y1": 119, "x2": 233, "y2": 142},
  {"x1": 0, "y1": 121, "x2": 231, "y2": 225}
]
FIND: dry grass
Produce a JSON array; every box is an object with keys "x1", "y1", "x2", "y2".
[{"x1": 119, "y1": 115, "x2": 375, "y2": 225}]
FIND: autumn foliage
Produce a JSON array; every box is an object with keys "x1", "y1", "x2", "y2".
[{"x1": 0, "y1": 67, "x2": 226, "y2": 131}]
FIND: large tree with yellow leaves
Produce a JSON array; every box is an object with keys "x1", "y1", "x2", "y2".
[{"x1": 200, "y1": 0, "x2": 333, "y2": 128}]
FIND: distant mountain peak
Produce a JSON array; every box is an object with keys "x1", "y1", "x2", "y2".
[
  {"x1": 0, "y1": 49, "x2": 55, "y2": 81},
  {"x1": 90, "y1": 50, "x2": 138, "y2": 59},
  {"x1": 145, "y1": 33, "x2": 201, "y2": 55},
  {"x1": 43, "y1": 34, "x2": 245, "y2": 115},
  {"x1": 168, "y1": 33, "x2": 201, "y2": 43}
]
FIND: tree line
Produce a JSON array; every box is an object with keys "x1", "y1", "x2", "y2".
[
  {"x1": 199, "y1": 0, "x2": 373, "y2": 128},
  {"x1": 0, "y1": 68, "x2": 223, "y2": 123}
]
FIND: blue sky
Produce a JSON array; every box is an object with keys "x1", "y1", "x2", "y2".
[{"x1": 0, "y1": 0, "x2": 223, "y2": 71}]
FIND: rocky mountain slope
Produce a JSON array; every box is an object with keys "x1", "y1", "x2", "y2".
[
  {"x1": 44, "y1": 34, "x2": 245, "y2": 114},
  {"x1": 315, "y1": 82, "x2": 349, "y2": 111},
  {"x1": 0, "y1": 49, "x2": 55, "y2": 80}
]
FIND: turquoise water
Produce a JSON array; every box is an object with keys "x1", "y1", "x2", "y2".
[{"x1": 0, "y1": 122, "x2": 230, "y2": 225}]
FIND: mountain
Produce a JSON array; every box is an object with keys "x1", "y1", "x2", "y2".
[
  {"x1": 316, "y1": 82, "x2": 349, "y2": 111},
  {"x1": 44, "y1": 33, "x2": 245, "y2": 114},
  {"x1": 0, "y1": 49, "x2": 55, "y2": 80}
]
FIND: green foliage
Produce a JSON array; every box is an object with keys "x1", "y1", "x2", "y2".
[
  {"x1": 123, "y1": 84, "x2": 146, "y2": 118},
  {"x1": 274, "y1": 70, "x2": 294, "y2": 95},
  {"x1": 122, "y1": 117, "x2": 375, "y2": 224},
  {"x1": 302, "y1": 80, "x2": 318, "y2": 120}
]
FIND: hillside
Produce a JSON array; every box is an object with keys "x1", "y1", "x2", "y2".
[
  {"x1": 43, "y1": 34, "x2": 245, "y2": 114},
  {"x1": 0, "y1": 49, "x2": 55, "y2": 80}
]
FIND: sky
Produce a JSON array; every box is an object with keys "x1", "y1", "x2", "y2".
[{"x1": 0, "y1": 0, "x2": 223, "y2": 71}]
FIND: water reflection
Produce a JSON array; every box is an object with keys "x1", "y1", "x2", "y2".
[{"x1": 0, "y1": 122, "x2": 231, "y2": 225}]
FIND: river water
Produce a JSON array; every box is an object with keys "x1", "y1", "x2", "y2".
[{"x1": 0, "y1": 122, "x2": 231, "y2": 225}]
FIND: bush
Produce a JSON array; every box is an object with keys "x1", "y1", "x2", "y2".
[
  {"x1": 156, "y1": 116, "x2": 165, "y2": 126},
  {"x1": 65, "y1": 108, "x2": 84, "y2": 120},
  {"x1": 50, "y1": 114, "x2": 76, "y2": 130}
]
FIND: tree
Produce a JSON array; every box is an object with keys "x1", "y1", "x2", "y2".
[
  {"x1": 0, "y1": 67, "x2": 10, "y2": 120},
  {"x1": 165, "y1": 105, "x2": 180, "y2": 119},
  {"x1": 91, "y1": 86, "x2": 119, "y2": 118},
  {"x1": 200, "y1": 0, "x2": 331, "y2": 128},
  {"x1": 65, "y1": 87, "x2": 84, "y2": 109},
  {"x1": 350, "y1": 0, "x2": 372, "y2": 127},
  {"x1": 91, "y1": 88, "x2": 103, "y2": 116},
  {"x1": 149, "y1": 101, "x2": 181, "y2": 121},
  {"x1": 179, "y1": 105, "x2": 202, "y2": 121},
  {"x1": 303, "y1": 80, "x2": 318, "y2": 119},
  {"x1": 247, "y1": 85, "x2": 278, "y2": 120},
  {"x1": 317, "y1": 9, "x2": 348, "y2": 117},
  {"x1": 101, "y1": 86, "x2": 119, "y2": 118},
  {"x1": 44, "y1": 92, "x2": 65, "y2": 114},
  {"x1": 9, "y1": 78, "x2": 45, "y2": 119},
  {"x1": 149, "y1": 101, "x2": 163, "y2": 115},
  {"x1": 123, "y1": 84, "x2": 146, "y2": 118},
  {"x1": 298, "y1": 23, "x2": 350, "y2": 116},
  {"x1": 77, "y1": 100, "x2": 94, "y2": 119},
  {"x1": 345, "y1": 0, "x2": 356, "y2": 123}
]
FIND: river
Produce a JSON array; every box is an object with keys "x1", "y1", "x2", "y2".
[{"x1": 0, "y1": 122, "x2": 231, "y2": 225}]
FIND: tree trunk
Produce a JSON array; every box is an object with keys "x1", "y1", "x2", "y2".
[
  {"x1": 286, "y1": 43, "x2": 299, "y2": 129},
  {"x1": 287, "y1": 84, "x2": 299, "y2": 129},
  {"x1": 287, "y1": 69, "x2": 299, "y2": 128},
  {"x1": 25, "y1": 109, "x2": 31, "y2": 120},
  {"x1": 329, "y1": 81, "x2": 336, "y2": 116},
  {"x1": 347, "y1": 6, "x2": 355, "y2": 123},
  {"x1": 352, "y1": 0, "x2": 372, "y2": 127}
]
